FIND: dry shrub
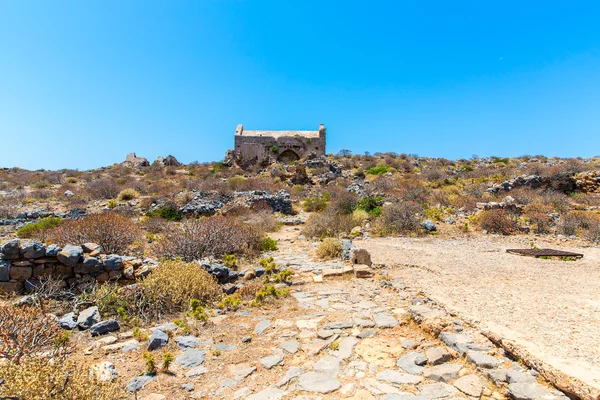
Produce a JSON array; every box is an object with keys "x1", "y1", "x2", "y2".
[
  {"x1": 327, "y1": 191, "x2": 359, "y2": 215},
  {"x1": 0, "y1": 357, "x2": 121, "y2": 400},
  {"x1": 48, "y1": 211, "x2": 141, "y2": 254},
  {"x1": 478, "y1": 209, "x2": 517, "y2": 235},
  {"x1": 141, "y1": 216, "x2": 171, "y2": 233},
  {"x1": 523, "y1": 203, "x2": 554, "y2": 234},
  {"x1": 559, "y1": 211, "x2": 600, "y2": 237},
  {"x1": 302, "y1": 210, "x2": 357, "y2": 238},
  {"x1": 316, "y1": 238, "x2": 342, "y2": 260},
  {"x1": 375, "y1": 202, "x2": 423, "y2": 236},
  {"x1": 141, "y1": 261, "x2": 222, "y2": 311},
  {"x1": 85, "y1": 178, "x2": 120, "y2": 199},
  {"x1": 538, "y1": 190, "x2": 571, "y2": 213},
  {"x1": 241, "y1": 210, "x2": 281, "y2": 232},
  {"x1": 0, "y1": 306, "x2": 71, "y2": 362},
  {"x1": 117, "y1": 188, "x2": 139, "y2": 201},
  {"x1": 238, "y1": 280, "x2": 263, "y2": 300},
  {"x1": 153, "y1": 216, "x2": 262, "y2": 261},
  {"x1": 0, "y1": 194, "x2": 22, "y2": 219}
]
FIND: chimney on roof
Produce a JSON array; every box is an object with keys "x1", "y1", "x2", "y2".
[
  {"x1": 235, "y1": 124, "x2": 244, "y2": 135},
  {"x1": 318, "y1": 123, "x2": 326, "y2": 139}
]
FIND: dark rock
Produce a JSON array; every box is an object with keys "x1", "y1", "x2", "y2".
[
  {"x1": 77, "y1": 306, "x2": 101, "y2": 330},
  {"x1": 0, "y1": 239, "x2": 20, "y2": 260},
  {"x1": 126, "y1": 374, "x2": 154, "y2": 392},
  {"x1": 103, "y1": 254, "x2": 122, "y2": 270},
  {"x1": 59, "y1": 312, "x2": 78, "y2": 329},
  {"x1": 58, "y1": 245, "x2": 83, "y2": 267},
  {"x1": 20, "y1": 241, "x2": 46, "y2": 259},
  {"x1": 81, "y1": 257, "x2": 102, "y2": 274},
  {"x1": 90, "y1": 319, "x2": 120, "y2": 336},
  {"x1": 421, "y1": 220, "x2": 437, "y2": 231},
  {"x1": 0, "y1": 261, "x2": 9, "y2": 281},
  {"x1": 46, "y1": 244, "x2": 62, "y2": 257},
  {"x1": 147, "y1": 328, "x2": 169, "y2": 351}
]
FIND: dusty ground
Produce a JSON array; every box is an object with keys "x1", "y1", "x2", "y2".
[{"x1": 358, "y1": 234, "x2": 600, "y2": 391}]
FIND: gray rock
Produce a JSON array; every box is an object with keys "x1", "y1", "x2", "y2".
[
  {"x1": 126, "y1": 374, "x2": 154, "y2": 392},
  {"x1": 423, "y1": 364, "x2": 463, "y2": 383},
  {"x1": 246, "y1": 388, "x2": 284, "y2": 400},
  {"x1": 175, "y1": 348, "x2": 206, "y2": 368},
  {"x1": 0, "y1": 261, "x2": 10, "y2": 281},
  {"x1": 382, "y1": 396, "x2": 425, "y2": 400},
  {"x1": 175, "y1": 335, "x2": 203, "y2": 349},
  {"x1": 419, "y1": 382, "x2": 458, "y2": 399},
  {"x1": 90, "y1": 319, "x2": 120, "y2": 336},
  {"x1": 77, "y1": 306, "x2": 101, "y2": 330},
  {"x1": 335, "y1": 336, "x2": 358, "y2": 359},
  {"x1": 350, "y1": 248, "x2": 372, "y2": 266},
  {"x1": 401, "y1": 339, "x2": 418, "y2": 349},
  {"x1": 185, "y1": 365, "x2": 208, "y2": 378},
  {"x1": 147, "y1": 328, "x2": 169, "y2": 351},
  {"x1": 81, "y1": 257, "x2": 102, "y2": 274},
  {"x1": 314, "y1": 355, "x2": 341, "y2": 376},
  {"x1": 182, "y1": 383, "x2": 194, "y2": 392},
  {"x1": 275, "y1": 366, "x2": 304, "y2": 387},
  {"x1": 255, "y1": 319, "x2": 271, "y2": 335},
  {"x1": 357, "y1": 329, "x2": 377, "y2": 339},
  {"x1": 59, "y1": 312, "x2": 78, "y2": 330},
  {"x1": 46, "y1": 244, "x2": 61, "y2": 257},
  {"x1": 485, "y1": 368, "x2": 508, "y2": 385},
  {"x1": 421, "y1": 220, "x2": 437, "y2": 231},
  {"x1": 211, "y1": 343, "x2": 236, "y2": 352},
  {"x1": 466, "y1": 350, "x2": 499, "y2": 369},
  {"x1": 297, "y1": 371, "x2": 341, "y2": 393},
  {"x1": 397, "y1": 352, "x2": 427, "y2": 374},
  {"x1": 453, "y1": 374, "x2": 484, "y2": 397},
  {"x1": 508, "y1": 382, "x2": 556, "y2": 400},
  {"x1": 324, "y1": 321, "x2": 354, "y2": 330},
  {"x1": 506, "y1": 369, "x2": 537, "y2": 384},
  {"x1": 260, "y1": 353, "x2": 284, "y2": 369},
  {"x1": 376, "y1": 369, "x2": 423, "y2": 385},
  {"x1": 426, "y1": 346, "x2": 452, "y2": 366},
  {"x1": 341, "y1": 239, "x2": 354, "y2": 260},
  {"x1": 0, "y1": 239, "x2": 20, "y2": 260},
  {"x1": 438, "y1": 332, "x2": 486, "y2": 355},
  {"x1": 280, "y1": 340, "x2": 299, "y2": 354},
  {"x1": 20, "y1": 241, "x2": 45, "y2": 259},
  {"x1": 373, "y1": 312, "x2": 398, "y2": 328},
  {"x1": 57, "y1": 245, "x2": 83, "y2": 267},
  {"x1": 103, "y1": 254, "x2": 122, "y2": 270}
]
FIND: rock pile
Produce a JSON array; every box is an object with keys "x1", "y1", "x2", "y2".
[
  {"x1": 154, "y1": 155, "x2": 181, "y2": 167},
  {"x1": 122, "y1": 153, "x2": 150, "y2": 168},
  {"x1": 574, "y1": 170, "x2": 600, "y2": 193},
  {"x1": 0, "y1": 239, "x2": 157, "y2": 294},
  {"x1": 487, "y1": 175, "x2": 541, "y2": 194},
  {"x1": 180, "y1": 190, "x2": 293, "y2": 216}
]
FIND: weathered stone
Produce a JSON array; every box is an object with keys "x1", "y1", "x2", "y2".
[
  {"x1": 246, "y1": 388, "x2": 284, "y2": 400},
  {"x1": 175, "y1": 348, "x2": 206, "y2": 368},
  {"x1": 82, "y1": 242, "x2": 102, "y2": 253},
  {"x1": 10, "y1": 266, "x2": 32, "y2": 280},
  {"x1": 126, "y1": 374, "x2": 154, "y2": 392},
  {"x1": 324, "y1": 321, "x2": 354, "y2": 330},
  {"x1": 77, "y1": 306, "x2": 101, "y2": 330},
  {"x1": 297, "y1": 371, "x2": 341, "y2": 393},
  {"x1": 0, "y1": 281, "x2": 23, "y2": 294},
  {"x1": 354, "y1": 264, "x2": 374, "y2": 278},
  {"x1": 466, "y1": 350, "x2": 499, "y2": 369},
  {"x1": 350, "y1": 248, "x2": 372, "y2": 266},
  {"x1": 335, "y1": 336, "x2": 358, "y2": 359},
  {"x1": 57, "y1": 245, "x2": 83, "y2": 267},
  {"x1": 508, "y1": 382, "x2": 555, "y2": 400},
  {"x1": 426, "y1": 346, "x2": 452, "y2": 366},
  {"x1": 376, "y1": 369, "x2": 423, "y2": 385},
  {"x1": 81, "y1": 257, "x2": 102, "y2": 274},
  {"x1": 423, "y1": 364, "x2": 463, "y2": 383},
  {"x1": 260, "y1": 353, "x2": 284, "y2": 369},
  {"x1": 104, "y1": 254, "x2": 123, "y2": 270},
  {"x1": 454, "y1": 374, "x2": 484, "y2": 397},
  {"x1": 20, "y1": 241, "x2": 46, "y2": 259},
  {"x1": 90, "y1": 361, "x2": 119, "y2": 382},
  {"x1": 175, "y1": 335, "x2": 204, "y2": 349},
  {"x1": 147, "y1": 329, "x2": 169, "y2": 351},
  {"x1": 255, "y1": 319, "x2": 271, "y2": 335},
  {"x1": 59, "y1": 312, "x2": 78, "y2": 329},
  {"x1": 314, "y1": 355, "x2": 342, "y2": 376},
  {"x1": 0, "y1": 239, "x2": 20, "y2": 260},
  {"x1": 46, "y1": 244, "x2": 61, "y2": 257},
  {"x1": 0, "y1": 260, "x2": 10, "y2": 281},
  {"x1": 373, "y1": 312, "x2": 398, "y2": 328},
  {"x1": 90, "y1": 319, "x2": 120, "y2": 336},
  {"x1": 421, "y1": 220, "x2": 437, "y2": 231},
  {"x1": 185, "y1": 365, "x2": 208, "y2": 378},
  {"x1": 275, "y1": 366, "x2": 304, "y2": 387},
  {"x1": 397, "y1": 352, "x2": 426, "y2": 374},
  {"x1": 280, "y1": 339, "x2": 299, "y2": 354},
  {"x1": 419, "y1": 382, "x2": 458, "y2": 399}
]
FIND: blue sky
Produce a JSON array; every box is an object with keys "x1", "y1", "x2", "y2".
[{"x1": 1, "y1": 1, "x2": 599, "y2": 170}]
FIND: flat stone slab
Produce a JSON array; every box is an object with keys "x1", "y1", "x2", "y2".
[
  {"x1": 423, "y1": 364, "x2": 463, "y2": 383},
  {"x1": 314, "y1": 355, "x2": 341, "y2": 377},
  {"x1": 275, "y1": 366, "x2": 304, "y2": 387},
  {"x1": 454, "y1": 374, "x2": 484, "y2": 397},
  {"x1": 297, "y1": 371, "x2": 341, "y2": 394},
  {"x1": 175, "y1": 349, "x2": 206, "y2": 368},
  {"x1": 126, "y1": 374, "x2": 154, "y2": 393},
  {"x1": 246, "y1": 388, "x2": 284, "y2": 400},
  {"x1": 466, "y1": 350, "x2": 499, "y2": 369},
  {"x1": 255, "y1": 319, "x2": 271, "y2": 335},
  {"x1": 279, "y1": 340, "x2": 299, "y2": 354},
  {"x1": 260, "y1": 353, "x2": 284, "y2": 369},
  {"x1": 376, "y1": 369, "x2": 423, "y2": 385},
  {"x1": 373, "y1": 312, "x2": 398, "y2": 329},
  {"x1": 396, "y1": 352, "x2": 426, "y2": 374},
  {"x1": 419, "y1": 382, "x2": 458, "y2": 399}
]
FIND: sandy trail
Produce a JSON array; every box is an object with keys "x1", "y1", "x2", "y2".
[{"x1": 359, "y1": 235, "x2": 600, "y2": 389}]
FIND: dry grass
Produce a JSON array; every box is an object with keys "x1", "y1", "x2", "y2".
[{"x1": 316, "y1": 238, "x2": 343, "y2": 260}]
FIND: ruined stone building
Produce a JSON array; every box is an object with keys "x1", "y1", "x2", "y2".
[{"x1": 233, "y1": 123, "x2": 326, "y2": 165}]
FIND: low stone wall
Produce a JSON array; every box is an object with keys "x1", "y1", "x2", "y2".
[{"x1": 0, "y1": 239, "x2": 157, "y2": 294}]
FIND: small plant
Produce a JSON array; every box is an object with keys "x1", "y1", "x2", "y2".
[
  {"x1": 271, "y1": 145, "x2": 279, "y2": 154},
  {"x1": 366, "y1": 164, "x2": 390, "y2": 175},
  {"x1": 223, "y1": 254, "x2": 237, "y2": 269},
  {"x1": 478, "y1": 209, "x2": 517, "y2": 235},
  {"x1": 303, "y1": 194, "x2": 329, "y2": 212},
  {"x1": 143, "y1": 352, "x2": 157, "y2": 374},
  {"x1": 271, "y1": 269, "x2": 293, "y2": 283},
  {"x1": 187, "y1": 299, "x2": 208, "y2": 322},
  {"x1": 117, "y1": 306, "x2": 128, "y2": 320},
  {"x1": 218, "y1": 293, "x2": 242, "y2": 310},
  {"x1": 146, "y1": 203, "x2": 183, "y2": 221},
  {"x1": 173, "y1": 319, "x2": 191, "y2": 334},
  {"x1": 330, "y1": 340, "x2": 340, "y2": 351},
  {"x1": 212, "y1": 348, "x2": 221, "y2": 357},
  {"x1": 54, "y1": 330, "x2": 71, "y2": 347},
  {"x1": 260, "y1": 236, "x2": 278, "y2": 251},
  {"x1": 133, "y1": 327, "x2": 149, "y2": 341},
  {"x1": 107, "y1": 200, "x2": 117, "y2": 209},
  {"x1": 463, "y1": 222, "x2": 469, "y2": 233},
  {"x1": 117, "y1": 188, "x2": 140, "y2": 201},
  {"x1": 251, "y1": 285, "x2": 289, "y2": 306},
  {"x1": 316, "y1": 238, "x2": 342, "y2": 260},
  {"x1": 357, "y1": 195, "x2": 384, "y2": 216},
  {"x1": 161, "y1": 352, "x2": 174, "y2": 372},
  {"x1": 15, "y1": 216, "x2": 62, "y2": 240}
]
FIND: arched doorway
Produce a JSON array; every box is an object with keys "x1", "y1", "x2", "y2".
[{"x1": 277, "y1": 149, "x2": 300, "y2": 164}]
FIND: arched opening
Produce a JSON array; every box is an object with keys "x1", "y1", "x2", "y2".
[{"x1": 277, "y1": 149, "x2": 300, "y2": 164}]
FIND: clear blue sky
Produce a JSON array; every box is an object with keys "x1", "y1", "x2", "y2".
[{"x1": 1, "y1": 1, "x2": 599, "y2": 170}]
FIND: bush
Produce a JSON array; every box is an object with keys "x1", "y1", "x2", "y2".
[
  {"x1": 260, "y1": 236, "x2": 278, "y2": 251},
  {"x1": 375, "y1": 202, "x2": 423, "y2": 236},
  {"x1": 16, "y1": 216, "x2": 62, "y2": 241},
  {"x1": 357, "y1": 196, "x2": 384, "y2": 216},
  {"x1": 328, "y1": 191, "x2": 359, "y2": 215},
  {"x1": 153, "y1": 216, "x2": 262, "y2": 261},
  {"x1": 302, "y1": 210, "x2": 357, "y2": 238},
  {"x1": 316, "y1": 238, "x2": 342, "y2": 260},
  {"x1": 140, "y1": 261, "x2": 222, "y2": 318},
  {"x1": 48, "y1": 211, "x2": 142, "y2": 254},
  {"x1": 559, "y1": 211, "x2": 600, "y2": 237},
  {"x1": 478, "y1": 209, "x2": 517, "y2": 235},
  {"x1": 366, "y1": 164, "x2": 389, "y2": 175},
  {"x1": 146, "y1": 203, "x2": 183, "y2": 221},
  {"x1": 85, "y1": 178, "x2": 120, "y2": 199},
  {"x1": 117, "y1": 188, "x2": 139, "y2": 201},
  {"x1": 523, "y1": 203, "x2": 554, "y2": 234},
  {"x1": 303, "y1": 195, "x2": 329, "y2": 212}
]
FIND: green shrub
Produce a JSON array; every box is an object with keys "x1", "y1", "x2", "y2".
[
  {"x1": 357, "y1": 196, "x2": 384, "y2": 216},
  {"x1": 161, "y1": 353, "x2": 174, "y2": 373},
  {"x1": 143, "y1": 352, "x2": 157, "y2": 374},
  {"x1": 187, "y1": 299, "x2": 208, "y2": 322},
  {"x1": 271, "y1": 145, "x2": 279, "y2": 154},
  {"x1": 218, "y1": 293, "x2": 242, "y2": 310},
  {"x1": 251, "y1": 285, "x2": 289, "y2": 306},
  {"x1": 223, "y1": 254, "x2": 237, "y2": 268},
  {"x1": 147, "y1": 203, "x2": 183, "y2": 221},
  {"x1": 16, "y1": 216, "x2": 62, "y2": 240},
  {"x1": 260, "y1": 236, "x2": 278, "y2": 251},
  {"x1": 303, "y1": 195, "x2": 329, "y2": 212},
  {"x1": 366, "y1": 164, "x2": 390, "y2": 175}
]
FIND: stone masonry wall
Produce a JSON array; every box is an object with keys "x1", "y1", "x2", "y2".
[{"x1": 0, "y1": 239, "x2": 157, "y2": 294}]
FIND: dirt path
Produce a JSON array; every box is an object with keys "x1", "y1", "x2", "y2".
[{"x1": 358, "y1": 235, "x2": 600, "y2": 394}]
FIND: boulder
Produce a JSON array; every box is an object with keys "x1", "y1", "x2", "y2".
[
  {"x1": 58, "y1": 245, "x2": 83, "y2": 267},
  {"x1": 20, "y1": 241, "x2": 46, "y2": 259},
  {"x1": 90, "y1": 319, "x2": 120, "y2": 336},
  {"x1": 46, "y1": 244, "x2": 62, "y2": 257},
  {"x1": 103, "y1": 254, "x2": 123, "y2": 270},
  {"x1": 77, "y1": 306, "x2": 101, "y2": 330},
  {"x1": 421, "y1": 220, "x2": 437, "y2": 232},
  {"x1": 59, "y1": 312, "x2": 78, "y2": 330},
  {"x1": 123, "y1": 153, "x2": 150, "y2": 168},
  {"x1": 0, "y1": 239, "x2": 20, "y2": 260},
  {"x1": 147, "y1": 328, "x2": 169, "y2": 351},
  {"x1": 350, "y1": 248, "x2": 372, "y2": 266}
]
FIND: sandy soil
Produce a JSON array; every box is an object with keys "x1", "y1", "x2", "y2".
[{"x1": 359, "y1": 234, "x2": 600, "y2": 388}]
